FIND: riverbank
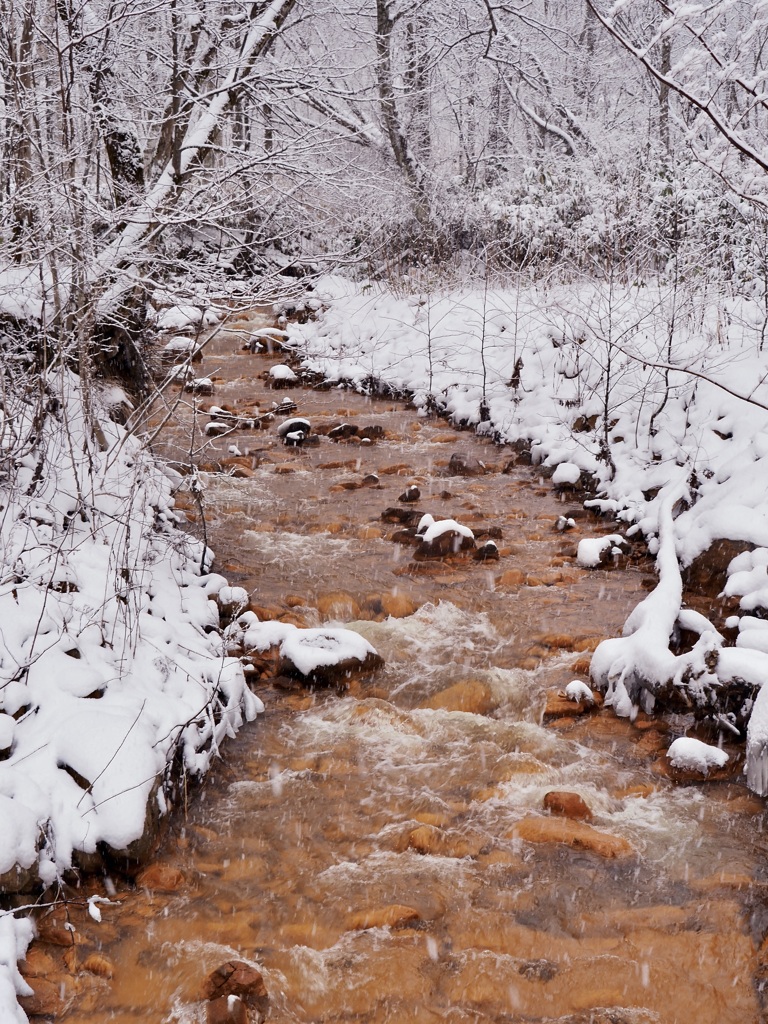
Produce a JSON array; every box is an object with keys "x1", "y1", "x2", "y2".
[{"x1": 0, "y1": 365, "x2": 261, "y2": 1020}]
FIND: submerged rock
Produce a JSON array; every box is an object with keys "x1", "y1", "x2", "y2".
[
  {"x1": 509, "y1": 816, "x2": 632, "y2": 858},
  {"x1": 347, "y1": 904, "x2": 421, "y2": 931}
]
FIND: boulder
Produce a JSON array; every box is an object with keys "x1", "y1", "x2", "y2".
[
  {"x1": 509, "y1": 816, "x2": 632, "y2": 858},
  {"x1": 277, "y1": 628, "x2": 384, "y2": 686}
]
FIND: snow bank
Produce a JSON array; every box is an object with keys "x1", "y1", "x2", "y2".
[
  {"x1": 282, "y1": 276, "x2": 768, "y2": 791},
  {"x1": 0, "y1": 915, "x2": 34, "y2": 1024},
  {"x1": 0, "y1": 370, "x2": 261, "y2": 885}
]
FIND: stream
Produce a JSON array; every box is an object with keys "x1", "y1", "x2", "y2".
[{"x1": 20, "y1": 309, "x2": 768, "y2": 1024}]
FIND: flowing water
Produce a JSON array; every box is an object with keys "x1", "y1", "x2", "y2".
[{"x1": 22, "y1": 311, "x2": 768, "y2": 1024}]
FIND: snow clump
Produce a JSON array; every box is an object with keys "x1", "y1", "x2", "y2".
[
  {"x1": 552, "y1": 462, "x2": 581, "y2": 486},
  {"x1": 565, "y1": 680, "x2": 594, "y2": 704},
  {"x1": 666, "y1": 737, "x2": 729, "y2": 774},
  {"x1": 576, "y1": 535, "x2": 628, "y2": 568}
]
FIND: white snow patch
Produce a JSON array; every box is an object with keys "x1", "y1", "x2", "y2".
[
  {"x1": 565, "y1": 680, "x2": 594, "y2": 704},
  {"x1": 280, "y1": 628, "x2": 379, "y2": 676},
  {"x1": 666, "y1": 737, "x2": 728, "y2": 774},
  {"x1": 552, "y1": 462, "x2": 581, "y2": 486},
  {"x1": 576, "y1": 535, "x2": 626, "y2": 568},
  {"x1": 269, "y1": 364, "x2": 298, "y2": 381}
]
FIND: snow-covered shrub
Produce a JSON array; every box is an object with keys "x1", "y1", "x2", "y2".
[{"x1": 0, "y1": 366, "x2": 261, "y2": 889}]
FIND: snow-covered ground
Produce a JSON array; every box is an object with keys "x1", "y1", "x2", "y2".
[
  {"x1": 283, "y1": 274, "x2": 768, "y2": 787},
  {"x1": 0, "y1": 369, "x2": 263, "y2": 1019}
]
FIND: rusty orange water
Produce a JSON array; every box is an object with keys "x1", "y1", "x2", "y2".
[{"x1": 23, "y1": 310, "x2": 768, "y2": 1024}]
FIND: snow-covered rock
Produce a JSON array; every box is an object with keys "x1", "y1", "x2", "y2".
[
  {"x1": 415, "y1": 518, "x2": 475, "y2": 558},
  {"x1": 666, "y1": 737, "x2": 729, "y2": 774},
  {"x1": 269, "y1": 364, "x2": 298, "y2": 385},
  {"x1": 278, "y1": 627, "x2": 384, "y2": 685},
  {"x1": 576, "y1": 534, "x2": 629, "y2": 568},
  {"x1": 565, "y1": 680, "x2": 594, "y2": 704},
  {"x1": 552, "y1": 462, "x2": 581, "y2": 486},
  {"x1": 277, "y1": 417, "x2": 310, "y2": 438}
]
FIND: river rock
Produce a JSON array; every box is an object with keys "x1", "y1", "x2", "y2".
[
  {"x1": 328, "y1": 422, "x2": 359, "y2": 439},
  {"x1": 419, "y1": 679, "x2": 496, "y2": 715},
  {"x1": 381, "y1": 506, "x2": 422, "y2": 525},
  {"x1": 205, "y1": 421, "x2": 231, "y2": 437},
  {"x1": 359, "y1": 424, "x2": 385, "y2": 441},
  {"x1": 82, "y1": 953, "x2": 115, "y2": 979},
  {"x1": 203, "y1": 960, "x2": 268, "y2": 1021},
  {"x1": 136, "y1": 863, "x2": 186, "y2": 892},
  {"x1": 509, "y1": 816, "x2": 633, "y2": 858},
  {"x1": 399, "y1": 484, "x2": 420, "y2": 502},
  {"x1": 347, "y1": 904, "x2": 421, "y2": 931},
  {"x1": 361, "y1": 592, "x2": 418, "y2": 619},
  {"x1": 207, "y1": 995, "x2": 248, "y2": 1024},
  {"x1": 267, "y1": 364, "x2": 298, "y2": 387},
  {"x1": 496, "y1": 568, "x2": 526, "y2": 587},
  {"x1": 276, "y1": 417, "x2": 310, "y2": 438},
  {"x1": 543, "y1": 790, "x2": 593, "y2": 820},
  {"x1": 473, "y1": 540, "x2": 499, "y2": 561},
  {"x1": 391, "y1": 527, "x2": 418, "y2": 544},
  {"x1": 277, "y1": 628, "x2": 384, "y2": 686},
  {"x1": 447, "y1": 452, "x2": 485, "y2": 477},
  {"x1": 316, "y1": 591, "x2": 360, "y2": 621},
  {"x1": 543, "y1": 689, "x2": 600, "y2": 719},
  {"x1": 414, "y1": 520, "x2": 475, "y2": 559},
  {"x1": 402, "y1": 823, "x2": 485, "y2": 858}
]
